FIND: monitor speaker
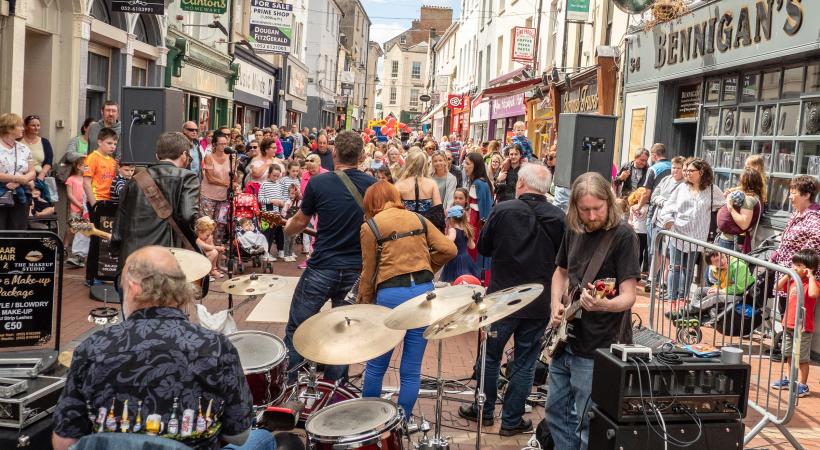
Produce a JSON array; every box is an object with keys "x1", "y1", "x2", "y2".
[
  {"x1": 554, "y1": 113, "x2": 617, "y2": 188},
  {"x1": 120, "y1": 87, "x2": 185, "y2": 165}
]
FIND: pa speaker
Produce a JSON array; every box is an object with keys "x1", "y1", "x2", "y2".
[
  {"x1": 554, "y1": 113, "x2": 617, "y2": 188},
  {"x1": 120, "y1": 87, "x2": 185, "y2": 165}
]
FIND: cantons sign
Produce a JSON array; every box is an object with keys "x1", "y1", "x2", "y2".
[
  {"x1": 624, "y1": 0, "x2": 814, "y2": 87},
  {"x1": 181, "y1": 0, "x2": 227, "y2": 14}
]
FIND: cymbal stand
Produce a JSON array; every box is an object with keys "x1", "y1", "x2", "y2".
[
  {"x1": 475, "y1": 324, "x2": 493, "y2": 450},
  {"x1": 416, "y1": 339, "x2": 448, "y2": 450}
]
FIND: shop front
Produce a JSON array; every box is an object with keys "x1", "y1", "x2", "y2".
[
  {"x1": 286, "y1": 59, "x2": 308, "y2": 128},
  {"x1": 450, "y1": 95, "x2": 471, "y2": 140},
  {"x1": 470, "y1": 100, "x2": 490, "y2": 144},
  {"x1": 527, "y1": 95, "x2": 554, "y2": 158},
  {"x1": 490, "y1": 93, "x2": 526, "y2": 143},
  {"x1": 170, "y1": 36, "x2": 234, "y2": 132},
  {"x1": 622, "y1": 0, "x2": 820, "y2": 228},
  {"x1": 233, "y1": 50, "x2": 277, "y2": 132}
]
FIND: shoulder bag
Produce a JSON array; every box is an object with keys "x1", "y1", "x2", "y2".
[
  {"x1": 133, "y1": 170, "x2": 195, "y2": 251},
  {"x1": 0, "y1": 145, "x2": 18, "y2": 207}
]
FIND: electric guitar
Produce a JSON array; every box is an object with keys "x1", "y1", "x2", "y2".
[
  {"x1": 68, "y1": 217, "x2": 112, "y2": 241},
  {"x1": 543, "y1": 278, "x2": 617, "y2": 358}
]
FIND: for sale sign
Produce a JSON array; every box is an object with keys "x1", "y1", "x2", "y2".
[{"x1": 249, "y1": 0, "x2": 293, "y2": 54}]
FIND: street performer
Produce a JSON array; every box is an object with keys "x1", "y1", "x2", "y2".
[
  {"x1": 544, "y1": 172, "x2": 640, "y2": 450},
  {"x1": 458, "y1": 163, "x2": 564, "y2": 435},
  {"x1": 52, "y1": 246, "x2": 273, "y2": 450}
]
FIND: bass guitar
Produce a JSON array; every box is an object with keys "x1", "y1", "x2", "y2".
[{"x1": 68, "y1": 217, "x2": 112, "y2": 241}]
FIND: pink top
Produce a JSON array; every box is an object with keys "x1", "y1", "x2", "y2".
[
  {"x1": 201, "y1": 153, "x2": 231, "y2": 201},
  {"x1": 65, "y1": 175, "x2": 85, "y2": 215},
  {"x1": 300, "y1": 167, "x2": 328, "y2": 193}
]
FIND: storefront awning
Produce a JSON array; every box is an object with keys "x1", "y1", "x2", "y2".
[
  {"x1": 480, "y1": 77, "x2": 541, "y2": 100},
  {"x1": 419, "y1": 100, "x2": 448, "y2": 123}
]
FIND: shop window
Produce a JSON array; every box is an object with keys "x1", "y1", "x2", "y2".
[
  {"x1": 715, "y1": 172, "x2": 738, "y2": 192},
  {"x1": 807, "y1": 63, "x2": 820, "y2": 93},
  {"x1": 702, "y1": 141, "x2": 716, "y2": 167},
  {"x1": 775, "y1": 141, "x2": 796, "y2": 174},
  {"x1": 703, "y1": 109, "x2": 719, "y2": 136},
  {"x1": 800, "y1": 142, "x2": 820, "y2": 177},
  {"x1": 761, "y1": 70, "x2": 781, "y2": 101},
  {"x1": 740, "y1": 73, "x2": 759, "y2": 103},
  {"x1": 735, "y1": 141, "x2": 751, "y2": 170},
  {"x1": 757, "y1": 105, "x2": 776, "y2": 136},
  {"x1": 782, "y1": 66, "x2": 804, "y2": 100},
  {"x1": 705, "y1": 78, "x2": 721, "y2": 103},
  {"x1": 722, "y1": 76, "x2": 737, "y2": 103},
  {"x1": 720, "y1": 108, "x2": 736, "y2": 136},
  {"x1": 754, "y1": 141, "x2": 774, "y2": 172},
  {"x1": 770, "y1": 177, "x2": 792, "y2": 212},
  {"x1": 777, "y1": 103, "x2": 800, "y2": 136},
  {"x1": 717, "y1": 141, "x2": 733, "y2": 170},
  {"x1": 738, "y1": 108, "x2": 755, "y2": 136},
  {"x1": 804, "y1": 102, "x2": 820, "y2": 136}
]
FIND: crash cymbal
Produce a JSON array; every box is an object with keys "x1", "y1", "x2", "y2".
[
  {"x1": 222, "y1": 274, "x2": 284, "y2": 296},
  {"x1": 293, "y1": 304, "x2": 404, "y2": 365},
  {"x1": 384, "y1": 284, "x2": 485, "y2": 330},
  {"x1": 58, "y1": 350, "x2": 73, "y2": 368},
  {"x1": 423, "y1": 284, "x2": 544, "y2": 340},
  {"x1": 167, "y1": 247, "x2": 211, "y2": 282}
]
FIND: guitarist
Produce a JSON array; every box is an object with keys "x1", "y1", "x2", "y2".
[{"x1": 545, "y1": 172, "x2": 640, "y2": 450}]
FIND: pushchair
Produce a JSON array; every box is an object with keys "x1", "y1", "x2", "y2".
[{"x1": 231, "y1": 191, "x2": 273, "y2": 274}]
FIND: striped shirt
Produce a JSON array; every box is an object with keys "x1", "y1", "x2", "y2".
[
  {"x1": 258, "y1": 180, "x2": 289, "y2": 213},
  {"x1": 658, "y1": 184, "x2": 725, "y2": 251}
]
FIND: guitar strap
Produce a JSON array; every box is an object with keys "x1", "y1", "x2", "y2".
[
  {"x1": 134, "y1": 170, "x2": 195, "y2": 251},
  {"x1": 564, "y1": 226, "x2": 619, "y2": 305}
]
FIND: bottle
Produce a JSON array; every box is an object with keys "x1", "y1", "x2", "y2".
[
  {"x1": 167, "y1": 397, "x2": 180, "y2": 435},
  {"x1": 132, "y1": 401, "x2": 143, "y2": 433},
  {"x1": 104, "y1": 398, "x2": 117, "y2": 432},
  {"x1": 204, "y1": 399, "x2": 214, "y2": 428},
  {"x1": 119, "y1": 400, "x2": 130, "y2": 433},
  {"x1": 86, "y1": 400, "x2": 95, "y2": 426},
  {"x1": 95, "y1": 406, "x2": 108, "y2": 433},
  {"x1": 180, "y1": 409, "x2": 195, "y2": 437},
  {"x1": 195, "y1": 396, "x2": 207, "y2": 433}
]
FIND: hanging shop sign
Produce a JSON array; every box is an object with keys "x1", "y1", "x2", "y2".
[
  {"x1": 491, "y1": 93, "x2": 526, "y2": 118},
  {"x1": 448, "y1": 94, "x2": 464, "y2": 109},
  {"x1": 249, "y1": 0, "x2": 293, "y2": 54},
  {"x1": 676, "y1": 83, "x2": 702, "y2": 119},
  {"x1": 180, "y1": 0, "x2": 227, "y2": 14},
  {"x1": 566, "y1": 0, "x2": 591, "y2": 21},
  {"x1": 562, "y1": 80, "x2": 599, "y2": 113},
  {"x1": 112, "y1": 0, "x2": 165, "y2": 14},
  {"x1": 0, "y1": 236, "x2": 58, "y2": 348},
  {"x1": 625, "y1": 0, "x2": 811, "y2": 86},
  {"x1": 289, "y1": 65, "x2": 307, "y2": 99},
  {"x1": 511, "y1": 27, "x2": 536, "y2": 63}
]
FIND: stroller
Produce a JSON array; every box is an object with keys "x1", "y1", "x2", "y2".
[{"x1": 231, "y1": 191, "x2": 274, "y2": 274}]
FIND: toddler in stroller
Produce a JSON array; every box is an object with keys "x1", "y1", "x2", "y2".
[{"x1": 235, "y1": 217, "x2": 275, "y2": 267}]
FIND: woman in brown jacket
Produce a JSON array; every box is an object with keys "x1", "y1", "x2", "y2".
[{"x1": 359, "y1": 180, "x2": 457, "y2": 417}]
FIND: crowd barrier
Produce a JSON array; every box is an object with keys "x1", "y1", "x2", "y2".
[{"x1": 647, "y1": 229, "x2": 806, "y2": 449}]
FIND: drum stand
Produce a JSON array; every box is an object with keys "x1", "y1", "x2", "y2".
[
  {"x1": 416, "y1": 340, "x2": 448, "y2": 450},
  {"x1": 475, "y1": 325, "x2": 493, "y2": 450}
]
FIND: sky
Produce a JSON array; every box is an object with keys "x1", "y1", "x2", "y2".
[{"x1": 363, "y1": 0, "x2": 461, "y2": 47}]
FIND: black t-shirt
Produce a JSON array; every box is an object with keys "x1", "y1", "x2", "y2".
[
  {"x1": 301, "y1": 169, "x2": 376, "y2": 269},
  {"x1": 555, "y1": 222, "x2": 640, "y2": 357},
  {"x1": 313, "y1": 150, "x2": 335, "y2": 171}
]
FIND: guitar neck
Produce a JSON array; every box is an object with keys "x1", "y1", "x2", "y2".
[{"x1": 565, "y1": 300, "x2": 582, "y2": 320}]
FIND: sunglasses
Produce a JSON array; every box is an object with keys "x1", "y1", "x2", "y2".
[
  {"x1": 185, "y1": 128, "x2": 198, "y2": 132},
  {"x1": 250, "y1": 145, "x2": 259, "y2": 149}
]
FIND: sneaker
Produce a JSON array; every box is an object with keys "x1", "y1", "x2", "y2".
[
  {"x1": 84, "y1": 279, "x2": 103, "y2": 287},
  {"x1": 771, "y1": 377, "x2": 789, "y2": 389},
  {"x1": 297, "y1": 260, "x2": 307, "y2": 269},
  {"x1": 65, "y1": 255, "x2": 83, "y2": 267},
  {"x1": 284, "y1": 256, "x2": 296, "y2": 262},
  {"x1": 798, "y1": 383, "x2": 810, "y2": 397},
  {"x1": 499, "y1": 419, "x2": 534, "y2": 437},
  {"x1": 457, "y1": 404, "x2": 494, "y2": 426},
  {"x1": 262, "y1": 254, "x2": 276, "y2": 262},
  {"x1": 277, "y1": 251, "x2": 285, "y2": 258}
]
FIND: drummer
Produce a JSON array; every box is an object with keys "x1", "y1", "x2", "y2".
[
  {"x1": 358, "y1": 181, "x2": 456, "y2": 417},
  {"x1": 52, "y1": 246, "x2": 275, "y2": 450}
]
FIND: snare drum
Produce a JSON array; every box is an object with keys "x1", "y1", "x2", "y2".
[
  {"x1": 228, "y1": 331, "x2": 288, "y2": 406},
  {"x1": 305, "y1": 398, "x2": 404, "y2": 450}
]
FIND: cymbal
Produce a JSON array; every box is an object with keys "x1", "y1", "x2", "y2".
[
  {"x1": 384, "y1": 284, "x2": 485, "y2": 330},
  {"x1": 423, "y1": 284, "x2": 544, "y2": 340},
  {"x1": 58, "y1": 350, "x2": 73, "y2": 368},
  {"x1": 293, "y1": 304, "x2": 404, "y2": 365},
  {"x1": 167, "y1": 248, "x2": 211, "y2": 282},
  {"x1": 222, "y1": 274, "x2": 285, "y2": 296}
]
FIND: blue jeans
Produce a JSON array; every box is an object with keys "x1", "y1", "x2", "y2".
[
  {"x1": 223, "y1": 428, "x2": 277, "y2": 450},
  {"x1": 545, "y1": 348, "x2": 595, "y2": 450},
  {"x1": 362, "y1": 281, "x2": 433, "y2": 416},
  {"x1": 284, "y1": 266, "x2": 359, "y2": 383},
  {"x1": 717, "y1": 236, "x2": 738, "y2": 251},
  {"x1": 472, "y1": 317, "x2": 548, "y2": 428},
  {"x1": 552, "y1": 186, "x2": 571, "y2": 213},
  {"x1": 667, "y1": 246, "x2": 696, "y2": 301}
]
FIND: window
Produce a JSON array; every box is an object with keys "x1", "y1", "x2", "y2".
[
  {"x1": 389, "y1": 87, "x2": 397, "y2": 105},
  {"x1": 477, "y1": 51, "x2": 483, "y2": 88},
  {"x1": 499, "y1": 0, "x2": 504, "y2": 11},
  {"x1": 400, "y1": 35, "x2": 406, "y2": 45},
  {"x1": 410, "y1": 89, "x2": 419, "y2": 107},
  {"x1": 131, "y1": 64, "x2": 147, "y2": 87},
  {"x1": 411, "y1": 62, "x2": 421, "y2": 79},
  {"x1": 496, "y1": 35, "x2": 503, "y2": 77},
  {"x1": 605, "y1": 0, "x2": 614, "y2": 45},
  {"x1": 391, "y1": 61, "x2": 399, "y2": 78},
  {"x1": 485, "y1": 44, "x2": 491, "y2": 88}
]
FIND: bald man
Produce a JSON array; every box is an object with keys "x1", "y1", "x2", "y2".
[
  {"x1": 53, "y1": 246, "x2": 275, "y2": 450},
  {"x1": 182, "y1": 121, "x2": 203, "y2": 176}
]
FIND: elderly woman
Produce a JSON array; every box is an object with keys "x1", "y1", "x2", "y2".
[
  {"x1": 771, "y1": 175, "x2": 820, "y2": 271},
  {"x1": 658, "y1": 157, "x2": 724, "y2": 302},
  {"x1": 0, "y1": 113, "x2": 36, "y2": 229},
  {"x1": 359, "y1": 180, "x2": 456, "y2": 417}
]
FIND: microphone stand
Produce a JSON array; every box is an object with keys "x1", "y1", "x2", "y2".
[{"x1": 225, "y1": 151, "x2": 237, "y2": 310}]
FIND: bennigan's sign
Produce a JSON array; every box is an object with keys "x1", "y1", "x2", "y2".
[{"x1": 625, "y1": 0, "x2": 815, "y2": 87}]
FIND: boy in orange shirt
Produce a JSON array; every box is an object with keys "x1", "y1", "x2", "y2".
[{"x1": 83, "y1": 127, "x2": 118, "y2": 207}]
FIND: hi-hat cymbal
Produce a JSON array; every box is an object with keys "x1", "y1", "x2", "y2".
[
  {"x1": 167, "y1": 248, "x2": 211, "y2": 282},
  {"x1": 384, "y1": 284, "x2": 485, "y2": 330},
  {"x1": 222, "y1": 274, "x2": 284, "y2": 296},
  {"x1": 423, "y1": 284, "x2": 544, "y2": 340},
  {"x1": 293, "y1": 304, "x2": 404, "y2": 365}
]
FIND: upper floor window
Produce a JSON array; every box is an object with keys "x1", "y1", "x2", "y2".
[{"x1": 411, "y1": 62, "x2": 421, "y2": 79}]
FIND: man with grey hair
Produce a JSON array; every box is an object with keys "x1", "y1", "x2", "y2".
[
  {"x1": 53, "y1": 246, "x2": 275, "y2": 450},
  {"x1": 614, "y1": 147, "x2": 650, "y2": 198},
  {"x1": 459, "y1": 163, "x2": 565, "y2": 436}
]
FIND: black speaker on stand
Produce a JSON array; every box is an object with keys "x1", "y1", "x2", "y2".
[
  {"x1": 120, "y1": 87, "x2": 185, "y2": 165},
  {"x1": 554, "y1": 113, "x2": 618, "y2": 188}
]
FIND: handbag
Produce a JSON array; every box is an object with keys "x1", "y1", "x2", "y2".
[{"x1": 414, "y1": 177, "x2": 445, "y2": 231}]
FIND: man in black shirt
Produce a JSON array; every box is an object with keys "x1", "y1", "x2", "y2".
[
  {"x1": 495, "y1": 144, "x2": 525, "y2": 202},
  {"x1": 458, "y1": 163, "x2": 564, "y2": 435},
  {"x1": 545, "y1": 172, "x2": 640, "y2": 450},
  {"x1": 312, "y1": 134, "x2": 334, "y2": 171},
  {"x1": 52, "y1": 246, "x2": 270, "y2": 450}
]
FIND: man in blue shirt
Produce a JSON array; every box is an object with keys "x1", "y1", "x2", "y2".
[
  {"x1": 280, "y1": 128, "x2": 295, "y2": 159},
  {"x1": 283, "y1": 130, "x2": 376, "y2": 382}
]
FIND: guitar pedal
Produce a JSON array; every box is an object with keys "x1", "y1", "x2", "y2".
[{"x1": 610, "y1": 344, "x2": 653, "y2": 362}]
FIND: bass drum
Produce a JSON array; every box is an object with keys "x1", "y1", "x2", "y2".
[
  {"x1": 305, "y1": 398, "x2": 404, "y2": 450},
  {"x1": 228, "y1": 331, "x2": 288, "y2": 406},
  {"x1": 283, "y1": 380, "x2": 357, "y2": 425}
]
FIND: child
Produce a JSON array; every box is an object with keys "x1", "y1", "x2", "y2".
[
  {"x1": 83, "y1": 127, "x2": 118, "y2": 207},
  {"x1": 195, "y1": 216, "x2": 225, "y2": 279},
  {"x1": 772, "y1": 249, "x2": 820, "y2": 397},
  {"x1": 258, "y1": 164, "x2": 287, "y2": 258},
  {"x1": 282, "y1": 184, "x2": 302, "y2": 262},
  {"x1": 627, "y1": 187, "x2": 649, "y2": 274},
  {"x1": 509, "y1": 121, "x2": 533, "y2": 161},
  {"x1": 109, "y1": 163, "x2": 135, "y2": 202},
  {"x1": 64, "y1": 156, "x2": 89, "y2": 267},
  {"x1": 29, "y1": 187, "x2": 55, "y2": 217},
  {"x1": 452, "y1": 187, "x2": 469, "y2": 209},
  {"x1": 237, "y1": 218, "x2": 274, "y2": 262},
  {"x1": 439, "y1": 205, "x2": 479, "y2": 283}
]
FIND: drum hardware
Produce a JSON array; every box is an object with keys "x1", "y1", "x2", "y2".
[{"x1": 88, "y1": 306, "x2": 119, "y2": 326}]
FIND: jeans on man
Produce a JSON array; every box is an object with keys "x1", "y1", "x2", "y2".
[
  {"x1": 222, "y1": 428, "x2": 277, "y2": 450},
  {"x1": 544, "y1": 348, "x2": 595, "y2": 450},
  {"x1": 472, "y1": 317, "x2": 548, "y2": 428},
  {"x1": 284, "y1": 266, "x2": 359, "y2": 383}
]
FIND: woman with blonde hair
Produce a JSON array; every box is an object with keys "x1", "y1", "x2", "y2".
[
  {"x1": 395, "y1": 150, "x2": 445, "y2": 230},
  {"x1": 0, "y1": 113, "x2": 36, "y2": 229}
]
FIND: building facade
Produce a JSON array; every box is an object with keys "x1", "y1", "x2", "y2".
[
  {"x1": 337, "y1": 0, "x2": 371, "y2": 130},
  {"x1": 365, "y1": 41, "x2": 383, "y2": 121},
  {"x1": 304, "y1": 0, "x2": 342, "y2": 130}
]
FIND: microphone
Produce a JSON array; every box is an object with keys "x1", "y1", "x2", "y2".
[{"x1": 223, "y1": 147, "x2": 236, "y2": 154}]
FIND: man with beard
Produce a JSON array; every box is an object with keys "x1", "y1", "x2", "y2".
[
  {"x1": 312, "y1": 134, "x2": 334, "y2": 171},
  {"x1": 495, "y1": 144, "x2": 525, "y2": 202},
  {"x1": 544, "y1": 172, "x2": 640, "y2": 450},
  {"x1": 87, "y1": 101, "x2": 121, "y2": 154}
]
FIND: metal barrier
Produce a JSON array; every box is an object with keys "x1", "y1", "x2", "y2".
[{"x1": 648, "y1": 229, "x2": 806, "y2": 449}]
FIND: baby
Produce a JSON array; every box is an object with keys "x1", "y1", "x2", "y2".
[{"x1": 237, "y1": 218, "x2": 274, "y2": 262}]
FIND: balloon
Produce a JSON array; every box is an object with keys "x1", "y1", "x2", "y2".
[
  {"x1": 398, "y1": 122, "x2": 406, "y2": 128},
  {"x1": 386, "y1": 117, "x2": 397, "y2": 127},
  {"x1": 382, "y1": 126, "x2": 393, "y2": 135},
  {"x1": 454, "y1": 275, "x2": 482, "y2": 286},
  {"x1": 386, "y1": 128, "x2": 396, "y2": 138}
]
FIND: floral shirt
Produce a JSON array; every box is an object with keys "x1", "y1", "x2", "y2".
[
  {"x1": 0, "y1": 140, "x2": 31, "y2": 176},
  {"x1": 772, "y1": 207, "x2": 820, "y2": 273},
  {"x1": 53, "y1": 307, "x2": 253, "y2": 448}
]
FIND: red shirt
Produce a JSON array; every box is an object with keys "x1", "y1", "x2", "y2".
[{"x1": 785, "y1": 278, "x2": 820, "y2": 332}]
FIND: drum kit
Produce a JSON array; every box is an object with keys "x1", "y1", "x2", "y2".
[{"x1": 165, "y1": 248, "x2": 544, "y2": 449}]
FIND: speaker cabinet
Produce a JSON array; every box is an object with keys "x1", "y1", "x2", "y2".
[
  {"x1": 120, "y1": 87, "x2": 185, "y2": 165},
  {"x1": 554, "y1": 113, "x2": 617, "y2": 188}
]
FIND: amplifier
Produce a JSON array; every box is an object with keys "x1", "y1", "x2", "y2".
[
  {"x1": 588, "y1": 405, "x2": 744, "y2": 450},
  {"x1": 591, "y1": 348, "x2": 750, "y2": 423}
]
